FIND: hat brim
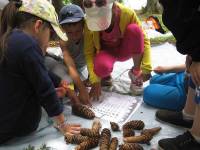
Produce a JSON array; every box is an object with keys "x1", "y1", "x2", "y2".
[
  {"x1": 59, "y1": 17, "x2": 83, "y2": 25},
  {"x1": 51, "y1": 23, "x2": 68, "y2": 41},
  {"x1": 85, "y1": 3, "x2": 113, "y2": 31}
]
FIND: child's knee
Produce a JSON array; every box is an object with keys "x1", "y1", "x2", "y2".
[
  {"x1": 94, "y1": 60, "x2": 113, "y2": 78},
  {"x1": 126, "y1": 23, "x2": 143, "y2": 37},
  {"x1": 94, "y1": 52, "x2": 115, "y2": 78}
]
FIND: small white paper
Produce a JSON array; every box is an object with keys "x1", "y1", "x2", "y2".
[{"x1": 91, "y1": 92, "x2": 142, "y2": 124}]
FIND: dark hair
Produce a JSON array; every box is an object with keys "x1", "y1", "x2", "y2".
[{"x1": 0, "y1": 1, "x2": 50, "y2": 63}]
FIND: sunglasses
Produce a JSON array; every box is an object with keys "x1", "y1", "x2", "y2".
[{"x1": 83, "y1": 0, "x2": 107, "y2": 8}]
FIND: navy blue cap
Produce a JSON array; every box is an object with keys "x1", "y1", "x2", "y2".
[{"x1": 59, "y1": 4, "x2": 84, "y2": 25}]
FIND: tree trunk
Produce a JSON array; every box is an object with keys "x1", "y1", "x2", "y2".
[
  {"x1": 52, "y1": 0, "x2": 64, "y2": 14},
  {"x1": 143, "y1": 0, "x2": 162, "y2": 14}
]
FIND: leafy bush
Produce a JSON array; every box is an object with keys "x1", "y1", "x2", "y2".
[{"x1": 63, "y1": 0, "x2": 71, "y2": 4}]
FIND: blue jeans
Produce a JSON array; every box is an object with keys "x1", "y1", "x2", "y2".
[{"x1": 143, "y1": 72, "x2": 186, "y2": 111}]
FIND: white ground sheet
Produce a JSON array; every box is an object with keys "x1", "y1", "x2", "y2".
[
  {"x1": 0, "y1": 43, "x2": 186, "y2": 150},
  {"x1": 0, "y1": 1, "x2": 187, "y2": 150}
]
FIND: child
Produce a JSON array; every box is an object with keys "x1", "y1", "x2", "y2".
[
  {"x1": 83, "y1": 0, "x2": 152, "y2": 99},
  {"x1": 0, "y1": 0, "x2": 80, "y2": 144},
  {"x1": 143, "y1": 64, "x2": 187, "y2": 111},
  {"x1": 156, "y1": 0, "x2": 200, "y2": 149},
  {"x1": 45, "y1": 4, "x2": 90, "y2": 105}
]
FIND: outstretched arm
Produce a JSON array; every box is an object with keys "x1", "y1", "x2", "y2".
[
  {"x1": 60, "y1": 40, "x2": 90, "y2": 105},
  {"x1": 153, "y1": 64, "x2": 186, "y2": 73}
]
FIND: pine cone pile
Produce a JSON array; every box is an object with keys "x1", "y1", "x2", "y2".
[
  {"x1": 64, "y1": 119, "x2": 161, "y2": 149},
  {"x1": 121, "y1": 120, "x2": 161, "y2": 145}
]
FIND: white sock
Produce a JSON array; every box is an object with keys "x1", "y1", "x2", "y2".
[{"x1": 182, "y1": 110, "x2": 194, "y2": 120}]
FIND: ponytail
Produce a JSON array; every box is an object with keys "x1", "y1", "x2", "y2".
[{"x1": 0, "y1": 0, "x2": 22, "y2": 63}]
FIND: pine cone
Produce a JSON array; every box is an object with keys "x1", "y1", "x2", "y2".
[
  {"x1": 110, "y1": 122, "x2": 120, "y2": 131},
  {"x1": 141, "y1": 127, "x2": 161, "y2": 136},
  {"x1": 123, "y1": 132, "x2": 153, "y2": 144},
  {"x1": 119, "y1": 143, "x2": 143, "y2": 150},
  {"x1": 99, "y1": 128, "x2": 111, "y2": 150},
  {"x1": 75, "y1": 138, "x2": 99, "y2": 150},
  {"x1": 72, "y1": 104, "x2": 95, "y2": 119},
  {"x1": 80, "y1": 128, "x2": 100, "y2": 138},
  {"x1": 123, "y1": 120, "x2": 144, "y2": 130},
  {"x1": 123, "y1": 128, "x2": 135, "y2": 137},
  {"x1": 109, "y1": 137, "x2": 118, "y2": 150},
  {"x1": 64, "y1": 134, "x2": 88, "y2": 144},
  {"x1": 92, "y1": 119, "x2": 102, "y2": 132}
]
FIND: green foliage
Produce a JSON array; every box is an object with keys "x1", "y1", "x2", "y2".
[
  {"x1": 23, "y1": 145, "x2": 35, "y2": 150},
  {"x1": 150, "y1": 35, "x2": 176, "y2": 45},
  {"x1": 63, "y1": 0, "x2": 71, "y2": 4}
]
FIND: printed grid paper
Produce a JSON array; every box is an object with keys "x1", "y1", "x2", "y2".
[{"x1": 91, "y1": 92, "x2": 142, "y2": 124}]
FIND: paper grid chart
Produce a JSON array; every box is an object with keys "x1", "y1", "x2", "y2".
[{"x1": 91, "y1": 92, "x2": 142, "y2": 124}]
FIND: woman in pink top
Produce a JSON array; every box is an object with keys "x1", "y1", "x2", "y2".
[{"x1": 83, "y1": 0, "x2": 151, "y2": 99}]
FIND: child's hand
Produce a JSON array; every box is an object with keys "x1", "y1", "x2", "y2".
[
  {"x1": 89, "y1": 82, "x2": 101, "y2": 101},
  {"x1": 55, "y1": 87, "x2": 66, "y2": 98},
  {"x1": 66, "y1": 89, "x2": 80, "y2": 105},
  {"x1": 58, "y1": 123, "x2": 81, "y2": 135},
  {"x1": 59, "y1": 80, "x2": 68, "y2": 89},
  {"x1": 79, "y1": 90, "x2": 91, "y2": 106},
  {"x1": 55, "y1": 80, "x2": 68, "y2": 98}
]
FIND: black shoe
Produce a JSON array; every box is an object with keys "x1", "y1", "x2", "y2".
[
  {"x1": 158, "y1": 131, "x2": 200, "y2": 150},
  {"x1": 156, "y1": 110, "x2": 193, "y2": 128}
]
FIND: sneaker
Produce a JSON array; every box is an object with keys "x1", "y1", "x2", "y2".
[
  {"x1": 158, "y1": 131, "x2": 200, "y2": 150},
  {"x1": 128, "y1": 70, "x2": 143, "y2": 95},
  {"x1": 156, "y1": 110, "x2": 193, "y2": 128},
  {"x1": 101, "y1": 76, "x2": 112, "y2": 86}
]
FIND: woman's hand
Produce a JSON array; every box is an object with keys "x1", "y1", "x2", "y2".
[{"x1": 89, "y1": 82, "x2": 101, "y2": 101}]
